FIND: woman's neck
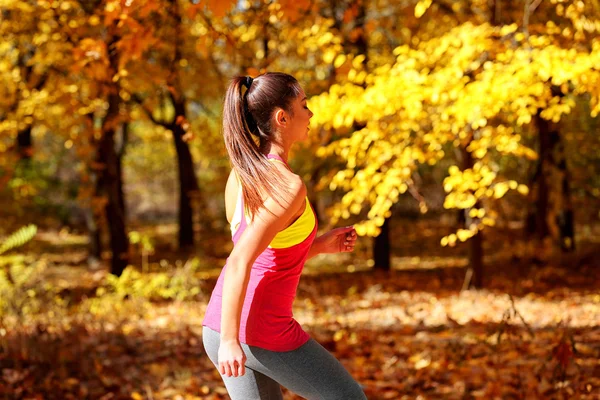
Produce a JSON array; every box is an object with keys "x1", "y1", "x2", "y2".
[{"x1": 261, "y1": 142, "x2": 290, "y2": 164}]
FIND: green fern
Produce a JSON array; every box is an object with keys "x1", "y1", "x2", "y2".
[{"x1": 0, "y1": 225, "x2": 37, "y2": 255}]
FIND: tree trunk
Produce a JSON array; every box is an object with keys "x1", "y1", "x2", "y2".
[
  {"x1": 84, "y1": 113, "x2": 103, "y2": 262},
  {"x1": 469, "y1": 225, "x2": 484, "y2": 288},
  {"x1": 96, "y1": 95, "x2": 129, "y2": 276},
  {"x1": 14, "y1": 125, "x2": 34, "y2": 181},
  {"x1": 555, "y1": 125, "x2": 575, "y2": 252},
  {"x1": 84, "y1": 207, "x2": 102, "y2": 262},
  {"x1": 534, "y1": 112, "x2": 553, "y2": 241},
  {"x1": 490, "y1": 0, "x2": 502, "y2": 25},
  {"x1": 16, "y1": 125, "x2": 33, "y2": 161},
  {"x1": 308, "y1": 165, "x2": 322, "y2": 225},
  {"x1": 460, "y1": 146, "x2": 484, "y2": 289},
  {"x1": 87, "y1": 116, "x2": 129, "y2": 271},
  {"x1": 353, "y1": 1, "x2": 368, "y2": 61},
  {"x1": 373, "y1": 217, "x2": 391, "y2": 270},
  {"x1": 94, "y1": 30, "x2": 129, "y2": 276},
  {"x1": 171, "y1": 97, "x2": 199, "y2": 250},
  {"x1": 116, "y1": 122, "x2": 128, "y2": 219},
  {"x1": 165, "y1": 0, "x2": 201, "y2": 250},
  {"x1": 350, "y1": 1, "x2": 394, "y2": 272}
]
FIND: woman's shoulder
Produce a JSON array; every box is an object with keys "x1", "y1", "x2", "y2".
[
  {"x1": 271, "y1": 163, "x2": 304, "y2": 189},
  {"x1": 225, "y1": 165, "x2": 304, "y2": 200}
]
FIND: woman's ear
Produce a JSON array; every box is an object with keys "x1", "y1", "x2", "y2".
[{"x1": 275, "y1": 108, "x2": 287, "y2": 127}]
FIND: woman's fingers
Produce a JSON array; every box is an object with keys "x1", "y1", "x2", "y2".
[
  {"x1": 222, "y1": 361, "x2": 233, "y2": 377},
  {"x1": 224, "y1": 362, "x2": 233, "y2": 377},
  {"x1": 219, "y1": 360, "x2": 246, "y2": 378},
  {"x1": 237, "y1": 359, "x2": 246, "y2": 377},
  {"x1": 217, "y1": 343, "x2": 246, "y2": 378},
  {"x1": 343, "y1": 233, "x2": 357, "y2": 251}
]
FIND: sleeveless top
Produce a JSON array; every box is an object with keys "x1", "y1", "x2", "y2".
[{"x1": 202, "y1": 154, "x2": 318, "y2": 351}]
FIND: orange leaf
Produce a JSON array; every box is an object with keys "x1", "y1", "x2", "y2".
[
  {"x1": 246, "y1": 67, "x2": 260, "y2": 77},
  {"x1": 365, "y1": 20, "x2": 377, "y2": 34},
  {"x1": 343, "y1": 4, "x2": 359, "y2": 24},
  {"x1": 187, "y1": 4, "x2": 203, "y2": 20},
  {"x1": 138, "y1": 1, "x2": 160, "y2": 18},
  {"x1": 279, "y1": 0, "x2": 312, "y2": 22},
  {"x1": 104, "y1": 1, "x2": 122, "y2": 26},
  {"x1": 207, "y1": 0, "x2": 236, "y2": 18},
  {"x1": 196, "y1": 38, "x2": 210, "y2": 57}
]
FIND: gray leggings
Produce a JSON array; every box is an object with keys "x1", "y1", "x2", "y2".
[{"x1": 202, "y1": 326, "x2": 367, "y2": 400}]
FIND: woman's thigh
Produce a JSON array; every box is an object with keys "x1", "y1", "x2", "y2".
[
  {"x1": 202, "y1": 327, "x2": 283, "y2": 400},
  {"x1": 246, "y1": 339, "x2": 367, "y2": 400}
]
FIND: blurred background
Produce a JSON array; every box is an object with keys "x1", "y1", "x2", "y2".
[{"x1": 0, "y1": 0, "x2": 599, "y2": 399}]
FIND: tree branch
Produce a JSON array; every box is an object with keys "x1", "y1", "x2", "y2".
[{"x1": 130, "y1": 93, "x2": 165, "y2": 127}]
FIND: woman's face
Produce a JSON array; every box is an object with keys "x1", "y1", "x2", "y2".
[{"x1": 287, "y1": 89, "x2": 313, "y2": 143}]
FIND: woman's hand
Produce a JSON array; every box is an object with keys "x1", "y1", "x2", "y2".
[
  {"x1": 218, "y1": 339, "x2": 247, "y2": 378},
  {"x1": 318, "y1": 226, "x2": 357, "y2": 254}
]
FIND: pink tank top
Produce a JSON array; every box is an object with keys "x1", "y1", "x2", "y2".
[{"x1": 202, "y1": 154, "x2": 318, "y2": 351}]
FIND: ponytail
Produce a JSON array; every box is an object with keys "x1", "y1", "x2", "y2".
[{"x1": 223, "y1": 74, "x2": 299, "y2": 222}]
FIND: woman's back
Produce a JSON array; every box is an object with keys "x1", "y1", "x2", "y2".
[
  {"x1": 203, "y1": 154, "x2": 319, "y2": 351},
  {"x1": 225, "y1": 156, "x2": 307, "y2": 237}
]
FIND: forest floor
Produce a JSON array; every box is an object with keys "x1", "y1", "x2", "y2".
[{"x1": 1, "y1": 220, "x2": 599, "y2": 399}]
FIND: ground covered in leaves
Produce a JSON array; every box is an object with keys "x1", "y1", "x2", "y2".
[
  {"x1": 1, "y1": 258, "x2": 599, "y2": 400},
  {"x1": 1, "y1": 218, "x2": 600, "y2": 399}
]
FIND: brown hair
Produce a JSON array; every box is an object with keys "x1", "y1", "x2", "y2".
[{"x1": 223, "y1": 72, "x2": 302, "y2": 221}]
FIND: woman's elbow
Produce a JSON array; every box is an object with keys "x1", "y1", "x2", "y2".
[{"x1": 226, "y1": 255, "x2": 252, "y2": 274}]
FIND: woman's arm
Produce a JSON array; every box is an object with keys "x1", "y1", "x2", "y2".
[
  {"x1": 218, "y1": 178, "x2": 306, "y2": 376},
  {"x1": 306, "y1": 226, "x2": 357, "y2": 260},
  {"x1": 307, "y1": 235, "x2": 325, "y2": 259}
]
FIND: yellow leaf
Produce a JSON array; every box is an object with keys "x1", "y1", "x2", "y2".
[
  {"x1": 448, "y1": 234, "x2": 457, "y2": 247},
  {"x1": 517, "y1": 184, "x2": 529, "y2": 195},
  {"x1": 334, "y1": 54, "x2": 347, "y2": 69},
  {"x1": 414, "y1": 0, "x2": 432, "y2": 18},
  {"x1": 355, "y1": 224, "x2": 367, "y2": 236},
  {"x1": 457, "y1": 229, "x2": 471, "y2": 242},
  {"x1": 352, "y1": 54, "x2": 366, "y2": 69},
  {"x1": 482, "y1": 217, "x2": 495, "y2": 226},
  {"x1": 323, "y1": 49, "x2": 336, "y2": 64},
  {"x1": 493, "y1": 183, "x2": 509, "y2": 199}
]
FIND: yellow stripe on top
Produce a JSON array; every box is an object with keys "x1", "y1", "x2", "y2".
[{"x1": 229, "y1": 158, "x2": 316, "y2": 249}]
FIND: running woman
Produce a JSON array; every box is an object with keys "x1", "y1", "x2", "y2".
[{"x1": 202, "y1": 72, "x2": 366, "y2": 400}]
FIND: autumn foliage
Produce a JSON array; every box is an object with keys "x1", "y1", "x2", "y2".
[{"x1": 1, "y1": 0, "x2": 600, "y2": 399}]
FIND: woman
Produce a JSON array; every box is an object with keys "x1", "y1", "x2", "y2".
[{"x1": 202, "y1": 72, "x2": 367, "y2": 400}]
